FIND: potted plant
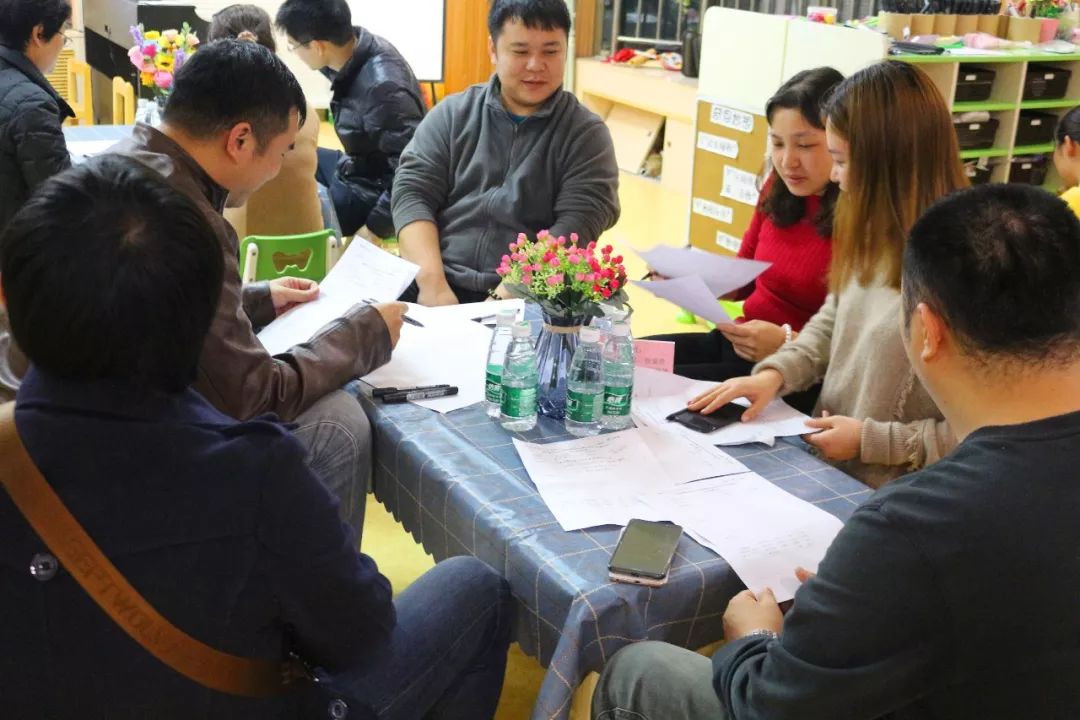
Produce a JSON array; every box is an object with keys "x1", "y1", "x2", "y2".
[{"x1": 496, "y1": 231, "x2": 629, "y2": 419}]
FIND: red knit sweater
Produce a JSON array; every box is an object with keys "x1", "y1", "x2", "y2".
[{"x1": 735, "y1": 193, "x2": 832, "y2": 331}]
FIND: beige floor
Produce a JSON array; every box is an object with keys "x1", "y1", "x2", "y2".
[{"x1": 326, "y1": 119, "x2": 704, "y2": 717}]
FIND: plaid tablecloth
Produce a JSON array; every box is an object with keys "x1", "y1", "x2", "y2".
[{"x1": 359, "y1": 392, "x2": 872, "y2": 720}]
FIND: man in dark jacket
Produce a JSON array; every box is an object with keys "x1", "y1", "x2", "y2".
[
  {"x1": 591, "y1": 185, "x2": 1080, "y2": 719},
  {"x1": 0, "y1": 155, "x2": 512, "y2": 720},
  {"x1": 0, "y1": 0, "x2": 73, "y2": 403},
  {"x1": 276, "y1": 0, "x2": 425, "y2": 243},
  {"x1": 112, "y1": 41, "x2": 406, "y2": 538}
]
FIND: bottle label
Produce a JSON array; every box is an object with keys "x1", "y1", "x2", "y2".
[
  {"x1": 567, "y1": 389, "x2": 601, "y2": 423},
  {"x1": 501, "y1": 385, "x2": 536, "y2": 418},
  {"x1": 603, "y1": 385, "x2": 633, "y2": 416},
  {"x1": 485, "y1": 369, "x2": 502, "y2": 404}
]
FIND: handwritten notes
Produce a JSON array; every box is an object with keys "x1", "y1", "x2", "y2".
[
  {"x1": 692, "y1": 198, "x2": 734, "y2": 224},
  {"x1": 721, "y1": 166, "x2": 761, "y2": 207},
  {"x1": 711, "y1": 104, "x2": 755, "y2": 134},
  {"x1": 697, "y1": 132, "x2": 739, "y2": 159}
]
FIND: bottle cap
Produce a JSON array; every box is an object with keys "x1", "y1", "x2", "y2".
[
  {"x1": 611, "y1": 322, "x2": 631, "y2": 337},
  {"x1": 495, "y1": 309, "x2": 517, "y2": 326},
  {"x1": 512, "y1": 321, "x2": 533, "y2": 338},
  {"x1": 580, "y1": 327, "x2": 601, "y2": 343}
]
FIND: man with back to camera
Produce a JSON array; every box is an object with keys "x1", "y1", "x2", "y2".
[
  {"x1": 591, "y1": 184, "x2": 1080, "y2": 720},
  {"x1": 391, "y1": 0, "x2": 620, "y2": 305},
  {"x1": 112, "y1": 40, "x2": 406, "y2": 538},
  {"x1": 0, "y1": 155, "x2": 512, "y2": 719},
  {"x1": 275, "y1": 0, "x2": 426, "y2": 244}
]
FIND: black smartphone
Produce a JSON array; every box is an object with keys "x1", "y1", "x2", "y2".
[
  {"x1": 666, "y1": 404, "x2": 743, "y2": 433},
  {"x1": 609, "y1": 519, "x2": 684, "y2": 581}
]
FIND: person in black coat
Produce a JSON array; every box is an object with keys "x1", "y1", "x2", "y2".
[
  {"x1": 0, "y1": 0, "x2": 73, "y2": 233},
  {"x1": 0, "y1": 0, "x2": 73, "y2": 404},
  {"x1": 276, "y1": 0, "x2": 425, "y2": 243}
]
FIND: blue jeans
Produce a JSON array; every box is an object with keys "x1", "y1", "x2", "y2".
[
  {"x1": 592, "y1": 642, "x2": 726, "y2": 720},
  {"x1": 293, "y1": 389, "x2": 371, "y2": 542},
  {"x1": 316, "y1": 148, "x2": 377, "y2": 238},
  {"x1": 329, "y1": 556, "x2": 514, "y2": 720}
]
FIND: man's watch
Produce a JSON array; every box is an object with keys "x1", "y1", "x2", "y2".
[{"x1": 741, "y1": 628, "x2": 779, "y2": 642}]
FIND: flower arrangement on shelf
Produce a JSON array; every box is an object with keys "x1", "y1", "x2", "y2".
[
  {"x1": 496, "y1": 230, "x2": 630, "y2": 319},
  {"x1": 128, "y1": 23, "x2": 200, "y2": 101},
  {"x1": 496, "y1": 230, "x2": 630, "y2": 419}
]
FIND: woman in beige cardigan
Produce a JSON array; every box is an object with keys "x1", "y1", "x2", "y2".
[
  {"x1": 209, "y1": 4, "x2": 324, "y2": 239},
  {"x1": 691, "y1": 61, "x2": 968, "y2": 488}
]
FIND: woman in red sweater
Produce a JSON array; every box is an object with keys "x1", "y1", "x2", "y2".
[{"x1": 649, "y1": 67, "x2": 841, "y2": 411}]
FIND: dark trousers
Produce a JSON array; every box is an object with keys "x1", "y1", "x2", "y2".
[
  {"x1": 329, "y1": 556, "x2": 513, "y2": 720},
  {"x1": 317, "y1": 148, "x2": 376, "y2": 238},
  {"x1": 398, "y1": 281, "x2": 491, "y2": 305},
  {"x1": 646, "y1": 330, "x2": 821, "y2": 415}
]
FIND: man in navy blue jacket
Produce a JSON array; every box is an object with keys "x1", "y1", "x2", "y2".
[
  {"x1": 592, "y1": 184, "x2": 1080, "y2": 719},
  {"x1": 0, "y1": 156, "x2": 512, "y2": 719}
]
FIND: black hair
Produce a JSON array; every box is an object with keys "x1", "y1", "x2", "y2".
[
  {"x1": 0, "y1": 0, "x2": 70, "y2": 50},
  {"x1": 209, "y1": 4, "x2": 276, "y2": 52},
  {"x1": 488, "y1": 0, "x2": 572, "y2": 41},
  {"x1": 274, "y1": 0, "x2": 355, "y2": 46},
  {"x1": 162, "y1": 39, "x2": 307, "y2": 150},
  {"x1": 1056, "y1": 104, "x2": 1080, "y2": 145},
  {"x1": 759, "y1": 66, "x2": 844, "y2": 237},
  {"x1": 0, "y1": 156, "x2": 224, "y2": 393},
  {"x1": 903, "y1": 183, "x2": 1080, "y2": 365}
]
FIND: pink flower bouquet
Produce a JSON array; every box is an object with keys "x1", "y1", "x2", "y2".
[{"x1": 496, "y1": 230, "x2": 629, "y2": 319}]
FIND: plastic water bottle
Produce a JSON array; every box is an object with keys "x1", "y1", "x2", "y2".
[
  {"x1": 485, "y1": 309, "x2": 518, "y2": 418},
  {"x1": 565, "y1": 326, "x2": 605, "y2": 437},
  {"x1": 602, "y1": 322, "x2": 635, "y2": 431},
  {"x1": 500, "y1": 322, "x2": 538, "y2": 432}
]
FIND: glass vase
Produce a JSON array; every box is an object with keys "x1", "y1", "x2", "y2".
[{"x1": 535, "y1": 311, "x2": 585, "y2": 420}]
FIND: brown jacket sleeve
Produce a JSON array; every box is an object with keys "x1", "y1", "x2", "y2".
[{"x1": 195, "y1": 222, "x2": 392, "y2": 423}]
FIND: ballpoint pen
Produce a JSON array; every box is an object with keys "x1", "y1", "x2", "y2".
[{"x1": 362, "y1": 298, "x2": 424, "y2": 327}]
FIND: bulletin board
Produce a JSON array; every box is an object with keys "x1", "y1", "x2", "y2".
[{"x1": 688, "y1": 98, "x2": 768, "y2": 256}]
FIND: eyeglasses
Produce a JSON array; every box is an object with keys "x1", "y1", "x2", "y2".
[{"x1": 287, "y1": 39, "x2": 311, "y2": 52}]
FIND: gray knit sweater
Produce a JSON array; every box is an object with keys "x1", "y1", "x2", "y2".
[{"x1": 754, "y1": 278, "x2": 954, "y2": 488}]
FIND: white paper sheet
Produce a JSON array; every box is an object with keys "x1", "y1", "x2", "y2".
[
  {"x1": 636, "y1": 426, "x2": 748, "y2": 484},
  {"x1": 410, "y1": 299, "x2": 525, "y2": 327},
  {"x1": 631, "y1": 276, "x2": 734, "y2": 325},
  {"x1": 257, "y1": 240, "x2": 418, "y2": 356},
  {"x1": 632, "y1": 367, "x2": 819, "y2": 446},
  {"x1": 636, "y1": 246, "x2": 770, "y2": 297},
  {"x1": 643, "y1": 473, "x2": 843, "y2": 602},
  {"x1": 361, "y1": 304, "x2": 495, "y2": 413},
  {"x1": 513, "y1": 430, "x2": 681, "y2": 530}
]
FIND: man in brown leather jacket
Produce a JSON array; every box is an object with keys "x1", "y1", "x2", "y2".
[{"x1": 113, "y1": 40, "x2": 405, "y2": 538}]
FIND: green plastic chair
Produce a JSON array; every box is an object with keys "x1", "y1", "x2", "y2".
[{"x1": 239, "y1": 229, "x2": 337, "y2": 283}]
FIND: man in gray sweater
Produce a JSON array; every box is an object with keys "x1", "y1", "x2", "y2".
[
  {"x1": 592, "y1": 184, "x2": 1080, "y2": 719},
  {"x1": 391, "y1": 0, "x2": 620, "y2": 306}
]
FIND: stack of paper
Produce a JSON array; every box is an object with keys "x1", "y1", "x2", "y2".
[
  {"x1": 511, "y1": 427, "x2": 748, "y2": 531},
  {"x1": 630, "y1": 246, "x2": 770, "y2": 325},
  {"x1": 632, "y1": 367, "x2": 818, "y2": 447},
  {"x1": 642, "y1": 473, "x2": 843, "y2": 602},
  {"x1": 257, "y1": 239, "x2": 419, "y2": 356},
  {"x1": 513, "y1": 423, "x2": 842, "y2": 601},
  {"x1": 361, "y1": 303, "x2": 500, "y2": 413}
]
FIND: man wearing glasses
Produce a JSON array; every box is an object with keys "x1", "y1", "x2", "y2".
[
  {"x1": 275, "y1": 0, "x2": 425, "y2": 246},
  {"x1": 0, "y1": 0, "x2": 75, "y2": 403}
]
